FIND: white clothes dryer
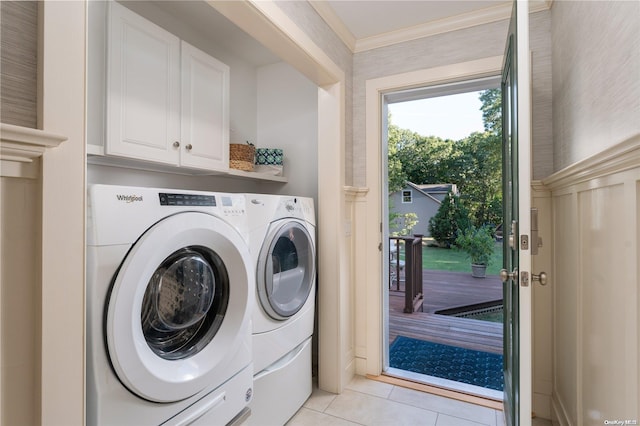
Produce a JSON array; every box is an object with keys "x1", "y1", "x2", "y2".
[
  {"x1": 244, "y1": 194, "x2": 316, "y2": 426},
  {"x1": 87, "y1": 184, "x2": 254, "y2": 425}
]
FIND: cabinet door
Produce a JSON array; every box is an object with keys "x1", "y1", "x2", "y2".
[
  {"x1": 180, "y1": 41, "x2": 230, "y2": 171},
  {"x1": 106, "y1": 1, "x2": 180, "y2": 165}
]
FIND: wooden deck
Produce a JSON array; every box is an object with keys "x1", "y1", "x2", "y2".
[{"x1": 389, "y1": 270, "x2": 503, "y2": 354}]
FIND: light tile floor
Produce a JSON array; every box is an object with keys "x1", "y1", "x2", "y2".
[{"x1": 287, "y1": 375, "x2": 552, "y2": 426}]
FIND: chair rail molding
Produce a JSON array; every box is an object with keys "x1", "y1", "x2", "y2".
[
  {"x1": 543, "y1": 133, "x2": 640, "y2": 190},
  {"x1": 0, "y1": 123, "x2": 67, "y2": 178},
  {"x1": 344, "y1": 185, "x2": 369, "y2": 201}
]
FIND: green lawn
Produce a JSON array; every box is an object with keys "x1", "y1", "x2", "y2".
[
  {"x1": 423, "y1": 242, "x2": 503, "y2": 275},
  {"x1": 397, "y1": 240, "x2": 503, "y2": 276}
]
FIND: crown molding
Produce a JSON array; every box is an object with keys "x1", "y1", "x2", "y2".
[
  {"x1": 356, "y1": 2, "x2": 513, "y2": 52},
  {"x1": 311, "y1": 1, "x2": 552, "y2": 54}
]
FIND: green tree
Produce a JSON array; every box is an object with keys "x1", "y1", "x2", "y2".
[
  {"x1": 428, "y1": 192, "x2": 470, "y2": 248},
  {"x1": 457, "y1": 130, "x2": 502, "y2": 226},
  {"x1": 387, "y1": 122, "x2": 409, "y2": 193},
  {"x1": 479, "y1": 88, "x2": 502, "y2": 136},
  {"x1": 387, "y1": 88, "x2": 503, "y2": 229}
]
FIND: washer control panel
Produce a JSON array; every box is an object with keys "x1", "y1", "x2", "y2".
[{"x1": 159, "y1": 193, "x2": 216, "y2": 206}]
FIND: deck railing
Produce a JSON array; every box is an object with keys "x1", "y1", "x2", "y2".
[{"x1": 389, "y1": 234, "x2": 424, "y2": 313}]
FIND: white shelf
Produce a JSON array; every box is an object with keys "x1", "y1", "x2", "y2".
[
  {"x1": 226, "y1": 168, "x2": 288, "y2": 182},
  {"x1": 87, "y1": 151, "x2": 288, "y2": 183}
]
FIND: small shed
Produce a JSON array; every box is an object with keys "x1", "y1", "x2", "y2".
[{"x1": 389, "y1": 182, "x2": 458, "y2": 237}]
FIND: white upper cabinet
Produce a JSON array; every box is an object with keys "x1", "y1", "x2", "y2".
[
  {"x1": 106, "y1": 1, "x2": 229, "y2": 171},
  {"x1": 180, "y1": 42, "x2": 229, "y2": 170}
]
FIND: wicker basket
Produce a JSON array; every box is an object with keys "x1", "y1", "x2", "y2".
[{"x1": 229, "y1": 143, "x2": 255, "y2": 172}]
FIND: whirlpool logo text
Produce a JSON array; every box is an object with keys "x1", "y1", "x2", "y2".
[{"x1": 116, "y1": 194, "x2": 143, "y2": 203}]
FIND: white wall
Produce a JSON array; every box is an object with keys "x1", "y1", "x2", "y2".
[
  {"x1": 257, "y1": 62, "x2": 318, "y2": 202},
  {"x1": 271, "y1": 0, "x2": 354, "y2": 186}
]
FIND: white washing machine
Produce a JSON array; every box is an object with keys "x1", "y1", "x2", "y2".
[
  {"x1": 86, "y1": 184, "x2": 254, "y2": 425},
  {"x1": 244, "y1": 194, "x2": 316, "y2": 426}
]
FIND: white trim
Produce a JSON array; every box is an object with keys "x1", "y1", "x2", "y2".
[
  {"x1": 39, "y1": 1, "x2": 87, "y2": 423},
  {"x1": 0, "y1": 123, "x2": 66, "y2": 178},
  {"x1": 401, "y1": 190, "x2": 413, "y2": 204},
  {"x1": 542, "y1": 133, "x2": 640, "y2": 190},
  {"x1": 363, "y1": 56, "x2": 503, "y2": 376},
  {"x1": 367, "y1": 56, "x2": 503, "y2": 95},
  {"x1": 356, "y1": 2, "x2": 513, "y2": 53},
  {"x1": 308, "y1": 1, "x2": 551, "y2": 54}
]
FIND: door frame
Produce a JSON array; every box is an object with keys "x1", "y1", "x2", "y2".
[{"x1": 364, "y1": 55, "x2": 504, "y2": 375}]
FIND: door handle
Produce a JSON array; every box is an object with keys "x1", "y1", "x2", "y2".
[
  {"x1": 532, "y1": 272, "x2": 548, "y2": 285},
  {"x1": 500, "y1": 268, "x2": 518, "y2": 283}
]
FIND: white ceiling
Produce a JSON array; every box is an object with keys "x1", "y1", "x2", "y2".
[
  {"x1": 311, "y1": 0, "x2": 551, "y2": 52},
  {"x1": 326, "y1": 1, "x2": 505, "y2": 39}
]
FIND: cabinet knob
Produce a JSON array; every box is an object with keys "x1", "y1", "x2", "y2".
[
  {"x1": 173, "y1": 141, "x2": 180, "y2": 148},
  {"x1": 185, "y1": 144, "x2": 193, "y2": 151}
]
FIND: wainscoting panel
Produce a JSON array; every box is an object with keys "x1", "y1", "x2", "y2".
[
  {"x1": 545, "y1": 135, "x2": 640, "y2": 426},
  {"x1": 532, "y1": 183, "x2": 553, "y2": 419}
]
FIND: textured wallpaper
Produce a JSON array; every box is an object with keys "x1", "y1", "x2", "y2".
[
  {"x1": 0, "y1": 1, "x2": 38, "y2": 128},
  {"x1": 551, "y1": 0, "x2": 640, "y2": 172}
]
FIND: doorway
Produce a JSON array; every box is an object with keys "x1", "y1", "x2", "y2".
[{"x1": 382, "y1": 77, "x2": 504, "y2": 399}]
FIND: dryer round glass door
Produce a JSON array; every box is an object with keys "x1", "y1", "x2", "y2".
[
  {"x1": 106, "y1": 212, "x2": 252, "y2": 403},
  {"x1": 257, "y1": 220, "x2": 315, "y2": 320}
]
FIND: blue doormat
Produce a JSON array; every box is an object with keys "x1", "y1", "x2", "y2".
[{"x1": 389, "y1": 336, "x2": 503, "y2": 391}]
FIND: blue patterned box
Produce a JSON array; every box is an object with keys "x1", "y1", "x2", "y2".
[{"x1": 255, "y1": 148, "x2": 283, "y2": 165}]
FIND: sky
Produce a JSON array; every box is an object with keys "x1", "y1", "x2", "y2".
[{"x1": 388, "y1": 91, "x2": 485, "y2": 141}]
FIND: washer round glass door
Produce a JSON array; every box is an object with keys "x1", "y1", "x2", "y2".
[
  {"x1": 106, "y1": 212, "x2": 252, "y2": 403},
  {"x1": 257, "y1": 220, "x2": 315, "y2": 320},
  {"x1": 140, "y1": 246, "x2": 226, "y2": 360}
]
